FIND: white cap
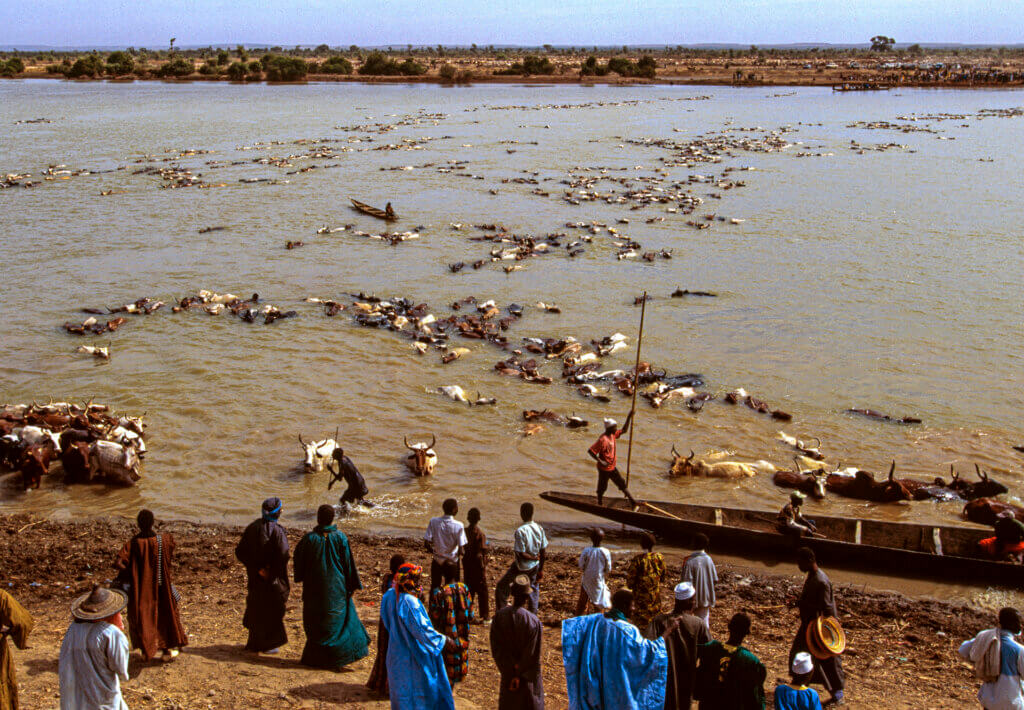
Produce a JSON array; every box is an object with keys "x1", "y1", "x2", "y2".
[
  {"x1": 792, "y1": 651, "x2": 814, "y2": 675},
  {"x1": 674, "y1": 582, "x2": 695, "y2": 601},
  {"x1": 603, "y1": 418, "x2": 618, "y2": 429}
]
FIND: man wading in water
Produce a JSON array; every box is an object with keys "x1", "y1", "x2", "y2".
[{"x1": 588, "y1": 412, "x2": 639, "y2": 508}]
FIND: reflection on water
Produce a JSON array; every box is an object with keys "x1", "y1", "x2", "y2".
[{"x1": 1, "y1": 80, "x2": 1023, "y2": 597}]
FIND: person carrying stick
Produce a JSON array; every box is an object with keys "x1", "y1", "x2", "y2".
[{"x1": 588, "y1": 411, "x2": 639, "y2": 508}]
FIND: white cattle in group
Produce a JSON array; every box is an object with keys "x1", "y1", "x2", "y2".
[
  {"x1": 106, "y1": 425, "x2": 147, "y2": 458},
  {"x1": 89, "y1": 440, "x2": 141, "y2": 486},
  {"x1": 298, "y1": 435, "x2": 339, "y2": 473},
  {"x1": 669, "y1": 448, "x2": 778, "y2": 479},
  {"x1": 436, "y1": 385, "x2": 469, "y2": 404},
  {"x1": 13, "y1": 426, "x2": 61, "y2": 451}
]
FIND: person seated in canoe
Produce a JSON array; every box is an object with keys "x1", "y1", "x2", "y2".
[
  {"x1": 776, "y1": 492, "x2": 817, "y2": 537},
  {"x1": 385, "y1": 202, "x2": 395, "y2": 219},
  {"x1": 977, "y1": 514, "x2": 1024, "y2": 563}
]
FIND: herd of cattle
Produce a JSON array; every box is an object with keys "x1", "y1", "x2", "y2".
[
  {"x1": 298, "y1": 431, "x2": 438, "y2": 477},
  {"x1": 0, "y1": 402, "x2": 145, "y2": 490},
  {"x1": 666, "y1": 436, "x2": 1020, "y2": 527}
]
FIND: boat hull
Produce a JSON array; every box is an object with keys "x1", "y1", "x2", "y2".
[{"x1": 540, "y1": 491, "x2": 1024, "y2": 585}]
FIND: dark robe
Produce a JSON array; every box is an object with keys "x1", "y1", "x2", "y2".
[
  {"x1": 114, "y1": 533, "x2": 188, "y2": 660},
  {"x1": 463, "y1": 524, "x2": 489, "y2": 619},
  {"x1": 0, "y1": 590, "x2": 33, "y2": 710},
  {"x1": 695, "y1": 640, "x2": 766, "y2": 710},
  {"x1": 646, "y1": 612, "x2": 711, "y2": 710},
  {"x1": 490, "y1": 605, "x2": 544, "y2": 710},
  {"x1": 293, "y1": 524, "x2": 370, "y2": 669},
  {"x1": 789, "y1": 567, "x2": 844, "y2": 695},
  {"x1": 235, "y1": 517, "x2": 290, "y2": 652},
  {"x1": 367, "y1": 572, "x2": 397, "y2": 696}
]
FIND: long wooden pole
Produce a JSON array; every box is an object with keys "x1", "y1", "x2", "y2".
[{"x1": 625, "y1": 291, "x2": 647, "y2": 488}]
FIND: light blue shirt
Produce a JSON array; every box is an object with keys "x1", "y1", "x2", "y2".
[
  {"x1": 59, "y1": 619, "x2": 130, "y2": 710},
  {"x1": 514, "y1": 521, "x2": 548, "y2": 571}
]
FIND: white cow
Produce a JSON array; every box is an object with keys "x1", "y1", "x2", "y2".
[
  {"x1": 89, "y1": 440, "x2": 141, "y2": 486},
  {"x1": 298, "y1": 435, "x2": 338, "y2": 472}
]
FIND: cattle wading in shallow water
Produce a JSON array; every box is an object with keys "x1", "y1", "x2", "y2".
[{"x1": 404, "y1": 435, "x2": 437, "y2": 476}]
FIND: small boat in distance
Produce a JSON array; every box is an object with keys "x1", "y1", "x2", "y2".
[
  {"x1": 350, "y1": 198, "x2": 397, "y2": 221},
  {"x1": 540, "y1": 490, "x2": 1022, "y2": 585}
]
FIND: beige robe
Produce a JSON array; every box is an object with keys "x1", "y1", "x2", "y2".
[{"x1": 0, "y1": 590, "x2": 34, "y2": 710}]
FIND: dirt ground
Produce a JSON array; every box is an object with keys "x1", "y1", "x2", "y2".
[{"x1": 0, "y1": 513, "x2": 991, "y2": 708}]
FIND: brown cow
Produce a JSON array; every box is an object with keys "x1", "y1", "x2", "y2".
[
  {"x1": 404, "y1": 435, "x2": 437, "y2": 476},
  {"x1": 61, "y1": 441, "x2": 94, "y2": 483},
  {"x1": 772, "y1": 465, "x2": 827, "y2": 499},
  {"x1": 20, "y1": 443, "x2": 54, "y2": 490},
  {"x1": 963, "y1": 498, "x2": 1024, "y2": 526},
  {"x1": 825, "y1": 461, "x2": 912, "y2": 503}
]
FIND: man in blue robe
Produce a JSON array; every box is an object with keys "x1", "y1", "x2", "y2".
[
  {"x1": 380, "y1": 562, "x2": 456, "y2": 710},
  {"x1": 562, "y1": 588, "x2": 669, "y2": 710},
  {"x1": 293, "y1": 504, "x2": 370, "y2": 670}
]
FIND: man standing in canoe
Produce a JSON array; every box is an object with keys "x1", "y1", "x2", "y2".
[{"x1": 587, "y1": 411, "x2": 638, "y2": 508}]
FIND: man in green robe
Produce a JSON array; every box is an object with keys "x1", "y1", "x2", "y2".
[
  {"x1": 293, "y1": 504, "x2": 370, "y2": 670},
  {"x1": 695, "y1": 612, "x2": 766, "y2": 710}
]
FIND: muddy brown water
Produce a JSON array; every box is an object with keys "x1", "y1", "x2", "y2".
[{"x1": 1, "y1": 80, "x2": 1022, "y2": 603}]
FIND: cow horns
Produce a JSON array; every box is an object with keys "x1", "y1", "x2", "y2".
[
  {"x1": 297, "y1": 433, "x2": 308, "y2": 447},
  {"x1": 975, "y1": 463, "x2": 988, "y2": 481}
]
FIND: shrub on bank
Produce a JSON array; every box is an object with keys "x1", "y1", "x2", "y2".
[
  {"x1": 358, "y1": 51, "x2": 426, "y2": 76},
  {"x1": 261, "y1": 54, "x2": 307, "y2": 81},
  {"x1": 495, "y1": 55, "x2": 555, "y2": 76},
  {"x1": 65, "y1": 54, "x2": 105, "y2": 78},
  {"x1": 439, "y1": 63, "x2": 458, "y2": 81},
  {"x1": 105, "y1": 51, "x2": 134, "y2": 76},
  {"x1": 157, "y1": 58, "x2": 195, "y2": 78},
  {"x1": 319, "y1": 56, "x2": 354, "y2": 75},
  {"x1": 226, "y1": 61, "x2": 248, "y2": 81},
  {"x1": 0, "y1": 57, "x2": 25, "y2": 76}
]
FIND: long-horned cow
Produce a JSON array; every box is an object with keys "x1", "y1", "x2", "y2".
[
  {"x1": 404, "y1": 435, "x2": 438, "y2": 476},
  {"x1": 298, "y1": 434, "x2": 339, "y2": 473},
  {"x1": 669, "y1": 446, "x2": 778, "y2": 479}
]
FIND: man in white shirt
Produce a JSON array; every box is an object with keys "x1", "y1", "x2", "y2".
[
  {"x1": 495, "y1": 502, "x2": 548, "y2": 613},
  {"x1": 423, "y1": 497, "x2": 468, "y2": 592},
  {"x1": 59, "y1": 585, "x2": 131, "y2": 710},
  {"x1": 959, "y1": 607, "x2": 1024, "y2": 710},
  {"x1": 680, "y1": 533, "x2": 717, "y2": 628}
]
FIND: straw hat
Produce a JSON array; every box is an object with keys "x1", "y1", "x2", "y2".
[
  {"x1": 71, "y1": 584, "x2": 127, "y2": 621},
  {"x1": 805, "y1": 615, "x2": 847, "y2": 659}
]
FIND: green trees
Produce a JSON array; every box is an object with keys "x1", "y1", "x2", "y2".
[
  {"x1": 105, "y1": 51, "x2": 134, "y2": 76},
  {"x1": 439, "y1": 63, "x2": 458, "y2": 81},
  {"x1": 871, "y1": 36, "x2": 895, "y2": 52},
  {"x1": 496, "y1": 55, "x2": 554, "y2": 76},
  {"x1": 216, "y1": 50, "x2": 230, "y2": 65},
  {"x1": 580, "y1": 55, "x2": 655, "y2": 79},
  {"x1": 65, "y1": 54, "x2": 105, "y2": 78},
  {"x1": 261, "y1": 54, "x2": 307, "y2": 81},
  {"x1": 226, "y1": 61, "x2": 248, "y2": 80},
  {"x1": 319, "y1": 55, "x2": 353, "y2": 74},
  {"x1": 157, "y1": 57, "x2": 195, "y2": 77},
  {"x1": 0, "y1": 57, "x2": 25, "y2": 76},
  {"x1": 358, "y1": 51, "x2": 426, "y2": 76}
]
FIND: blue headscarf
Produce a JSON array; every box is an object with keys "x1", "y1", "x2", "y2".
[{"x1": 261, "y1": 496, "x2": 283, "y2": 521}]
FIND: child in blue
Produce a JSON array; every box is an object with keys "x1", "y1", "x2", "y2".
[{"x1": 774, "y1": 652, "x2": 825, "y2": 710}]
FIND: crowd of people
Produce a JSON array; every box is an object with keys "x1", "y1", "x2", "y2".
[{"x1": 0, "y1": 495, "x2": 1022, "y2": 709}]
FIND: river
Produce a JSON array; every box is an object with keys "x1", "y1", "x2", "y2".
[{"x1": 1, "y1": 79, "x2": 1022, "y2": 599}]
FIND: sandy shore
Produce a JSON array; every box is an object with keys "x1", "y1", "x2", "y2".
[{"x1": 0, "y1": 512, "x2": 994, "y2": 708}]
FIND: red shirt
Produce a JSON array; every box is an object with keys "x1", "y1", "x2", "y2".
[{"x1": 589, "y1": 430, "x2": 623, "y2": 472}]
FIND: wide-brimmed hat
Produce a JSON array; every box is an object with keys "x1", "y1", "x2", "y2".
[
  {"x1": 805, "y1": 615, "x2": 847, "y2": 659},
  {"x1": 512, "y1": 574, "x2": 532, "y2": 593},
  {"x1": 71, "y1": 585, "x2": 127, "y2": 621},
  {"x1": 792, "y1": 651, "x2": 814, "y2": 674}
]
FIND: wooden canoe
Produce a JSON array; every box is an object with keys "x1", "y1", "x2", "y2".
[
  {"x1": 350, "y1": 198, "x2": 397, "y2": 221},
  {"x1": 540, "y1": 491, "x2": 1023, "y2": 584}
]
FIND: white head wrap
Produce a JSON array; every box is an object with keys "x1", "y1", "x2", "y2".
[
  {"x1": 603, "y1": 418, "x2": 618, "y2": 429},
  {"x1": 674, "y1": 581, "x2": 695, "y2": 601},
  {"x1": 792, "y1": 651, "x2": 814, "y2": 675}
]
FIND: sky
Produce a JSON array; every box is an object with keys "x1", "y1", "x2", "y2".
[{"x1": 2, "y1": 0, "x2": 1021, "y2": 48}]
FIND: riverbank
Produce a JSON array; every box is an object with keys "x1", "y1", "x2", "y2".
[
  {"x1": 4, "y1": 48, "x2": 1024, "y2": 88},
  {"x1": 1, "y1": 513, "x2": 990, "y2": 708}
]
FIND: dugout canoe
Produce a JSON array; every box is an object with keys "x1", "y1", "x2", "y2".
[
  {"x1": 539, "y1": 491, "x2": 1023, "y2": 584},
  {"x1": 350, "y1": 198, "x2": 397, "y2": 221}
]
